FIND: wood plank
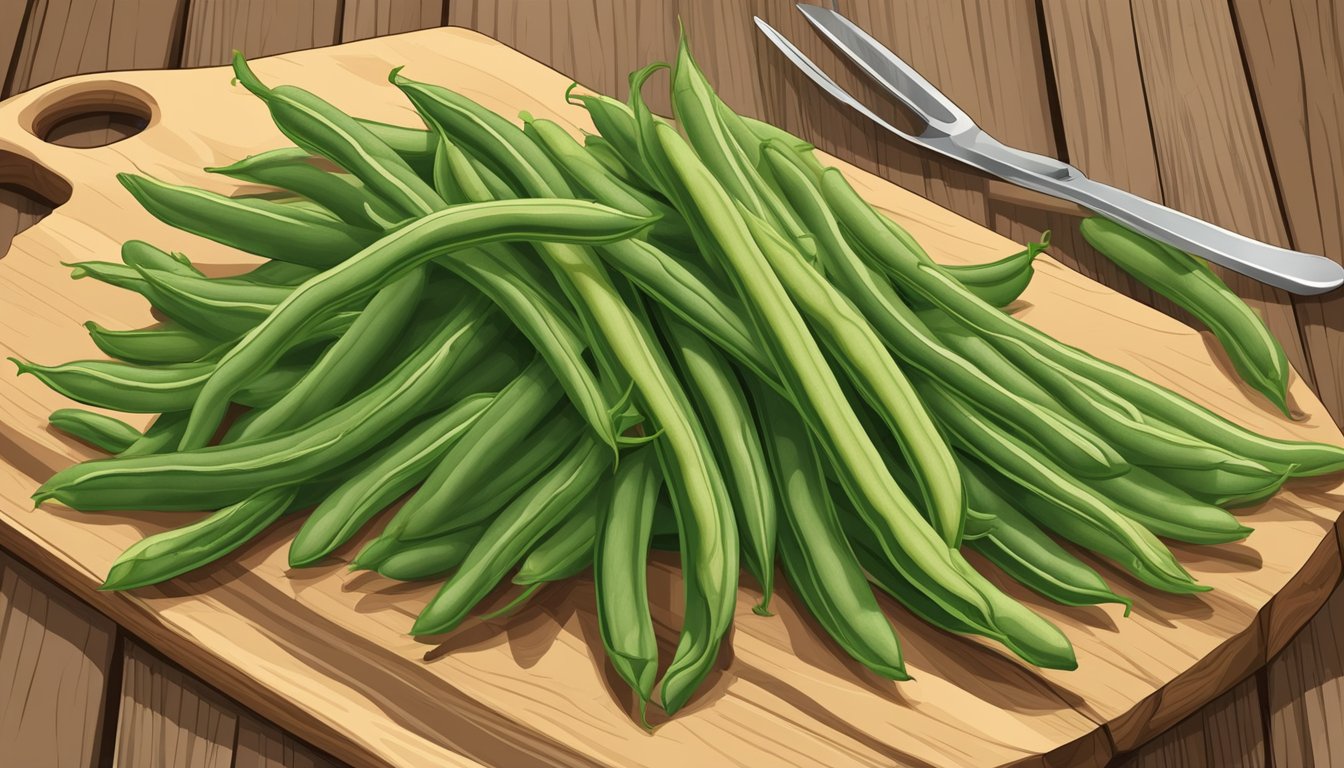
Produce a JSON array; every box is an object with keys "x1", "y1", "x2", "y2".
[
  {"x1": 234, "y1": 715, "x2": 341, "y2": 768},
  {"x1": 1230, "y1": 0, "x2": 1344, "y2": 426},
  {"x1": 341, "y1": 0, "x2": 443, "y2": 43},
  {"x1": 0, "y1": 549, "x2": 116, "y2": 768},
  {"x1": 0, "y1": 1, "x2": 31, "y2": 98},
  {"x1": 0, "y1": 183, "x2": 56, "y2": 261},
  {"x1": 1115, "y1": 675, "x2": 1267, "y2": 768},
  {"x1": 113, "y1": 641, "x2": 238, "y2": 768},
  {"x1": 1125, "y1": 0, "x2": 1311, "y2": 400},
  {"x1": 181, "y1": 0, "x2": 342, "y2": 68},
  {"x1": 1267, "y1": 580, "x2": 1344, "y2": 768},
  {"x1": 7, "y1": 0, "x2": 187, "y2": 94}
]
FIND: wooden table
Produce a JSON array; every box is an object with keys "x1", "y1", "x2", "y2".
[{"x1": 1, "y1": 2, "x2": 1342, "y2": 767}]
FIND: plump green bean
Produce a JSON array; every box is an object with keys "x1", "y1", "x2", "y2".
[
  {"x1": 134, "y1": 266, "x2": 294, "y2": 338},
  {"x1": 566, "y1": 87, "x2": 655, "y2": 182},
  {"x1": 207, "y1": 147, "x2": 399, "y2": 229},
  {"x1": 85, "y1": 322, "x2": 219, "y2": 365},
  {"x1": 117, "y1": 412, "x2": 189, "y2": 458},
  {"x1": 235, "y1": 269, "x2": 428, "y2": 441},
  {"x1": 177, "y1": 199, "x2": 650, "y2": 449},
  {"x1": 228, "y1": 260, "x2": 321, "y2": 286},
  {"x1": 411, "y1": 432, "x2": 611, "y2": 635},
  {"x1": 12, "y1": 357, "x2": 304, "y2": 413},
  {"x1": 33, "y1": 299, "x2": 499, "y2": 511},
  {"x1": 663, "y1": 313, "x2": 776, "y2": 612},
  {"x1": 118, "y1": 173, "x2": 378, "y2": 268},
  {"x1": 1081, "y1": 217, "x2": 1290, "y2": 415},
  {"x1": 355, "y1": 117, "x2": 436, "y2": 178},
  {"x1": 824, "y1": 170, "x2": 1344, "y2": 477},
  {"x1": 374, "y1": 525, "x2": 487, "y2": 581},
  {"x1": 959, "y1": 461, "x2": 1130, "y2": 610},
  {"x1": 513, "y1": 499, "x2": 601, "y2": 585},
  {"x1": 940, "y1": 234, "x2": 1047, "y2": 308},
  {"x1": 288, "y1": 401, "x2": 489, "y2": 567},
  {"x1": 67, "y1": 260, "x2": 152, "y2": 295},
  {"x1": 232, "y1": 55, "x2": 442, "y2": 220},
  {"x1": 919, "y1": 382, "x2": 1203, "y2": 594},
  {"x1": 1084, "y1": 466, "x2": 1251, "y2": 544},
  {"x1": 763, "y1": 143, "x2": 1124, "y2": 481},
  {"x1": 48, "y1": 409, "x2": 141, "y2": 453},
  {"x1": 593, "y1": 445, "x2": 661, "y2": 716},
  {"x1": 120, "y1": 240, "x2": 203, "y2": 278},
  {"x1": 756, "y1": 387, "x2": 908, "y2": 679}
]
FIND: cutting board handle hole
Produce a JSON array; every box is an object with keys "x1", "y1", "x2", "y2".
[
  {"x1": 0, "y1": 151, "x2": 71, "y2": 260},
  {"x1": 21, "y1": 82, "x2": 155, "y2": 149}
]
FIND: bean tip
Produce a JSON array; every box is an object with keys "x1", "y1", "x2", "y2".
[{"x1": 387, "y1": 65, "x2": 407, "y2": 85}]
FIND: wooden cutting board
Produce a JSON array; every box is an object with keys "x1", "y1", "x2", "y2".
[{"x1": 1, "y1": 27, "x2": 1341, "y2": 768}]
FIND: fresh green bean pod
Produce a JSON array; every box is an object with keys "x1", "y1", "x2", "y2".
[
  {"x1": 177, "y1": 198, "x2": 650, "y2": 449},
  {"x1": 411, "y1": 432, "x2": 612, "y2": 635},
  {"x1": 756, "y1": 387, "x2": 908, "y2": 679},
  {"x1": 12, "y1": 357, "x2": 304, "y2": 414},
  {"x1": 117, "y1": 412, "x2": 189, "y2": 458},
  {"x1": 1081, "y1": 216, "x2": 1290, "y2": 415},
  {"x1": 134, "y1": 266, "x2": 292, "y2": 338},
  {"x1": 288, "y1": 400, "x2": 489, "y2": 567},
  {"x1": 513, "y1": 499, "x2": 601, "y2": 585},
  {"x1": 206, "y1": 147, "x2": 399, "y2": 229},
  {"x1": 566, "y1": 87, "x2": 655, "y2": 182},
  {"x1": 355, "y1": 117, "x2": 436, "y2": 178},
  {"x1": 235, "y1": 269, "x2": 428, "y2": 441},
  {"x1": 67, "y1": 260, "x2": 153, "y2": 296},
  {"x1": 1084, "y1": 466, "x2": 1252, "y2": 544},
  {"x1": 100, "y1": 486, "x2": 300, "y2": 590},
  {"x1": 959, "y1": 461, "x2": 1130, "y2": 610},
  {"x1": 118, "y1": 173, "x2": 378, "y2": 268},
  {"x1": 763, "y1": 143, "x2": 1125, "y2": 481},
  {"x1": 940, "y1": 235, "x2": 1047, "y2": 308},
  {"x1": 373, "y1": 525, "x2": 487, "y2": 581},
  {"x1": 663, "y1": 313, "x2": 777, "y2": 612},
  {"x1": 85, "y1": 321, "x2": 219, "y2": 365},
  {"x1": 48, "y1": 409, "x2": 141, "y2": 454},
  {"x1": 232, "y1": 55, "x2": 442, "y2": 220},
  {"x1": 822, "y1": 169, "x2": 1344, "y2": 477},
  {"x1": 120, "y1": 240, "x2": 203, "y2": 278},
  {"x1": 593, "y1": 445, "x2": 662, "y2": 716},
  {"x1": 228, "y1": 260, "x2": 321, "y2": 286},
  {"x1": 33, "y1": 301, "x2": 500, "y2": 511}
]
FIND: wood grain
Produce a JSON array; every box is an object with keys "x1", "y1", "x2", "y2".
[
  {"x1": 1267, "y1": 580, "x2": 1344, "y2": 768},
  {"x1": 113, "y1": 641, "x2": 238, "y2": 768},
  {"x1": 1115, "y1": 676, "x2": 1267, "y2": 768},
  {"x1": 341, "y1": 0, "x2": 444, "y2": 43},
  {"x1": 7, "y1": 0, "x2": 187, "y2": 94},
  {"x1": 234, "y1": 715, "x2": 342, "y2": 768},
  {"x1": 1231, "y1": 0, "x2": 1344, "y2": 427},
  {"x1": 0, "y1": 182, "x2": 55, "y2": 261},
  {"x1": 0, "y1": 25, "x2": 1341, "y2": 768},
  {"x1": 0, "y1": 550, "x2": 115, "y2": 768},
  {"x1": 0, "y1": 1, "x2": 31, "y2": 99},
  {"x1": 181, "y1": 0, "x2": 342, "y2": 68}
]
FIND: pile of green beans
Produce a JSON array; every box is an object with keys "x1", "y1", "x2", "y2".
[{"x1": 19, "y1": 37, "x2": 1344, "y2": 723}]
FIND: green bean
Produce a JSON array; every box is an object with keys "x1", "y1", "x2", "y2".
[
  {"x1": 593, "y1": 445, "x2": 661, "y2": 716},
  {"x1": 1081, "y1": 217, "x2": 1290, "y2": 415},
  {"x1": 739, "y1": 206, "x2": 965, "y2": 544},
  {"x1": 232, "y1": 55, "x2": 442, "y2": 220},
  {"x1": 411, "y1": 432, "x2": 611, "y2": 635},
  {"x1": 355, "y1": 117, "x2": 436, "y2": 178},
  {"x1": 120, "y1": 240, "x2": 203, "y2": 278},
  {"x1": 117, "y1": 412, "x2": 189, "y2": 458},
  {"x1": 177, "y1": 199, "x2": 650, "y2": 450},
  {"x1": 48, "y1": 409, "x2": 141, "y2": 454},
  {"x1": 632, "y1": 67, "x2": 1002, "y2": 683},
  {"x1": 288, "y1": 401, "x2": 489, "y2": 567},
  {"x1": 134, "y1": 266, "x2": 293, "y2": 338},
  {"x1": 228, "y1": 260, "x2": 321, "y2": 286},
  {"x1": 235, "y1": 269, "x2": 428, "y2": 441},
  {"x1": 118, "y1": 173, "x2": 379, "y2": 268},
  {"x1": 959, "y1": 461, "x2": 1130, "y2": 610},
  {"x1": 583, "y1": 135, "x2": 643, "y2": 188},
  {"x1": 566, "y1": 86, "x2": 654, "y2": 182},
  {"x1": 919, "y1": 382, "x2": 1203, "y2": 594},
  {"x1": 66, "y1": 260, "x2": 152, "y2": 295},
  {"x1": 663, "y1": 313, "x2": 776, "y2": 612},
  {"x1": 374, "y1": 524, "x2": 487, "y2": 581},
  {"x1": 756, "y1": 387, "x2": 908, "y2": 679},
  {"x1": 85, "y1": 322, "x2": 219, "y2": 365},
  {"x1": 823, "y1": 170, "x2": 1344, "y2": 477},
  {"x1": 33, "y1": 300, "x2": 499, "y2": 511},
  {"x1": 940, "y1": 234, "x2": 1047, "y2": 308},
  {"x1": 1085, "y1": 466, "x2": 1251, "y2": 544},
  {"x1": 763, "y1": 142, "x2": 1124, "y2": 481},
  {"x1": 12, "y1": 357, "x2": 305, "y2": 413},
  {"x1": 513, "y1": 499, "x2": 601, "y2": 585},
  {"x1": 207, "y1": 147, "x2": 399, "y2": 229},
  {"x1": 100, "y1": 486, "x2": 299, "y2": 590}
]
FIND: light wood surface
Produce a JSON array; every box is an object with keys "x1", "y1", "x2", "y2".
[{"x1": 0, "y1": 26, "x2": 1342, "y2": 768}]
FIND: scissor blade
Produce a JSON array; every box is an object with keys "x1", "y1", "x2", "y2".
[
  {"x1": 752, "y1": 16, "x2": 916, "y2": 141},
  {"x1": 797, "y1": 4, "x2": 971, "y2": 134}
]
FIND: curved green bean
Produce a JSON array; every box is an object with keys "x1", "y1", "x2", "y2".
[{"x1": 48, "y1": 409, "x2": 141, "y2": 454}]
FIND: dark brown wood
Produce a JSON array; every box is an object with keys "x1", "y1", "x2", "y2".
[
  {"x1": 181, "y1": 0, "x2": 343, "y2": 68},
  {"x1": 0, "y1": 551, "x2": 116, "y2": 768},
  {"x1": 0, "y1": 1, "x2": 32, "y2": 98},
  {"x1": 234, "y1": 715, "x2": 342, "y2": 768},
  {"x1": 342, "y1": 0, "x2": 444, "y2": 43},
  {"x1": 1266, "y1": 580, "x2": 1344, "y2": 768},
  {"x1": 1115, "y1": 676, "x2": 1267, "y2": 768},
  {"x1": 113, "y1": 641, "x2": 239, "y2": 768}
]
